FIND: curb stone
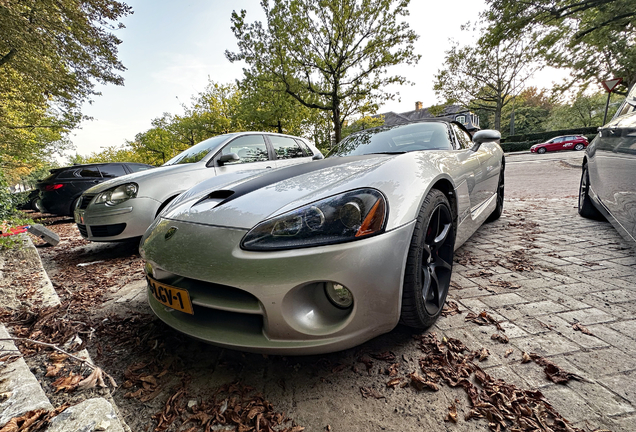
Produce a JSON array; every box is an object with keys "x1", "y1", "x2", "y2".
[
  {"x1": 0, "y1": 323, "x2": 53, "y2": 428},
  {"x1": 0, "y1": 235, "x2": 130, "y2": 431}
]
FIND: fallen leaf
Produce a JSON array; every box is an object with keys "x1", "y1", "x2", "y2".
[
  {"x1": 441, "y1": 301, "x2": 462, "y2": 317},
  {"x1": 386, "y1": 378, "x2": 402, "y2": 388},
  {"x1": 52, "y1": 372, "x2": 81, "y2": 392},
  {"x1": 372, "y1": 351, "x2": 396, "y2": 362},
  {"x1": 521, "y1": 352, "x2": 531, "y2": 363},
  {"x1": 477, "y1": 348, "x2": 489, "y2": 361},
  {"x1": 77, "y1": 367, "x2": 107, "y2": 390},
  {"x1": 572, "y1": 323, "x2": 593, "y2": 335},
  {"x1": 445, "y1": 400, "x2": 458, "y2": 423},
  {"x1": 491, "y1": 333, "x2": 509, "y2": 344},
  {"x1": 409, "y1": 372, "x2": 439, "y2": 391},
  {"x1": 504, "y1": 349, "x2": 514, "y2": 358},
  {"x1": 360, "y1": 386, "x2": 385, "y2": 399}
]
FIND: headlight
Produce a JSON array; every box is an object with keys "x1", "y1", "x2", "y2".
[
  {"x1": 241, "y1": 188, "x2": 387, "y2": 251},
  {"x1": 94, "y1": 183, "x2": 138, "y2": 206}
]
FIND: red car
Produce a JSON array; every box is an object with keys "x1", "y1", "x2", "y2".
[{"x1": 530, "y1": 135, "x2": 589, "y2": 154}]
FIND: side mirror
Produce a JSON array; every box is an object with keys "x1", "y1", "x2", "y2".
[
  {"x1": 218, "y1": 153, "x2": 239, "y2": 166},
  {"x1": 312, "y1": 153, "x2": 324, "y2": 160},
  {"x1": 473, "y1": 129, "x2": 501, "y2": 145}
]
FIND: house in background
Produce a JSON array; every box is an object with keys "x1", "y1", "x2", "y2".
[{"x1": 376, "y1": 102, "x2": 480, "y2": 133}]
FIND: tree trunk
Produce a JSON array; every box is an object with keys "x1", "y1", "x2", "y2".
[
  {"x1": 277, "y1": 120, "x2": 282, "y2": 134},
  {"x1": 494, "y1": 99, "x2": 503, "y2": 131}
]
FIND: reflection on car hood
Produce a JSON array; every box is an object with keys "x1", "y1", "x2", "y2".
[
  {"x1": 162, "y1": 155, "x2": 399, "y2": 229},
  {"x1": 85, "y1": 164, "x2": 205, "y2": 194}
]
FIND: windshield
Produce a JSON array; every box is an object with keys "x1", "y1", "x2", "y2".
[
  {"x1": 163, "y1": 135, "x2": 232, "y2": 165},
  {"x1": 329, "y1": 122, "x2": 452, "y2": 157}
]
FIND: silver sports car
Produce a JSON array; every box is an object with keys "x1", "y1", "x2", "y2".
[
  {"x1": 579, "y1": 84, "x2": 636, "y2": 247},
  {"x1": 139, "y1": 120, "x2": 504, "y2": 354}
]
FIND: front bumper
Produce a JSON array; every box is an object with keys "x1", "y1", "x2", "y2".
[
  {"x1": 140, "y1": 217, "x2": 415, "y2": 355},
  {"x1": 75, "y1": 196, "x2": 161, "y2": 241}
]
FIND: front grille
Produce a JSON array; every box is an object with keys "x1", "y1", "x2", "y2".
[
  {"x1": 79, "y1": 194, "x2": 96, "y2": 210},
  {"x1": 89, "y1": 223, "x2": 126, "y2": 237},
  {"x1": 77, "y1": 224, "x2": 88, "y2": 237}
]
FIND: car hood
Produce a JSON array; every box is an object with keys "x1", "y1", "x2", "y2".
[
  {"x1": 84, "y1": 163, "x2": 206, "y2": 195},
  {"x1": 158, "y1": 152, "x2": 449, "y2": 231}
]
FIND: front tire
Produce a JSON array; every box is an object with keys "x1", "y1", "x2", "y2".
[
  {"x1": 400, "y1": 189, "x2": 455, "y2": 329},
  {"x1": 537, "y1": 147, "x2": 546, "y2": 154},
  {"x1": 578, "y1": 163, "x2": 603, "y2": 220},
  {"x1": 486, "y1": 164, "x2": 505, "y2": 222}
]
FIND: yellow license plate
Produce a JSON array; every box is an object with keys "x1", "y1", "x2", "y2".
[{"x1": 147, "y1": 276, "x2": 194, "y2": 315}]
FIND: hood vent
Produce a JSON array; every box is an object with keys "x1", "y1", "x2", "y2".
[{"x1": 193, "y1": 190, "x2": 235, "y2": 208}]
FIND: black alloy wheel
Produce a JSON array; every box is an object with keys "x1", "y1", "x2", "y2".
[
  {"x1": 537, "y1": 147, "x2": 546, "y2": 154},
  {"x1": 578, "y1": 163, "x2": 604, "y2": 220},
  {"x1": 401, "y1": 189, "x2": 455, "y2": 328}
]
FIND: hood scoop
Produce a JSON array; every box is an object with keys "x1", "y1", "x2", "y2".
[{"x1": 192, "y1": 190, "x2": 235, "y2": 209}]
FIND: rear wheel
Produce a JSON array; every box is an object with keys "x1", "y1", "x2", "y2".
[
  {"x1": 578, "y1": 163, "x2": 604, "y2": 220},
  {"x1": 400, "y1": 189, "x2": 455, "y2": 329},
  {"x1": 537, "y1": 147, "x2": 546, "y2": 154},
  {"x1": 574, "y1": 143, "x2": 585, "y2": 151}
]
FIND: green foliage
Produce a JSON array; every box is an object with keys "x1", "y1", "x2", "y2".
[
  {"x1": 342, "y1": 115, "x2": 385, "y2": 139},
  {"x1": 543, "y1": 92, "x2": 622, "y2": 130},
  {"x1": 226, "y1": 0, "x2": 420, "y2": 143},
  {"x1": 483, "y1": 0, "x2": 636, "y2": 92},
  {"x1": 434, "y1": 37, "x2": 538, "y2": 130},
  {"x1": 500, "y1": 88, "x2": 554, "y2": 137},
  {"x1": 0, "y1": 0, "x2": 132, "y2": 177}
]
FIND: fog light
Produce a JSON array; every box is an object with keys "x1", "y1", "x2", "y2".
[{"x1": 324, "y1": 282, "x2": 353, "y2": 309}]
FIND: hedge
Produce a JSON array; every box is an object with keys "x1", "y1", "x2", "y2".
[{"x1": 502, "y1": 126, "x2": 599, "y2": 143}]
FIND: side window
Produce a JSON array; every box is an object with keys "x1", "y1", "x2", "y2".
[
  {"x1": 294, "y1": 139, "x2": 311, "y2": 156},
  {"x1": 270, "y1": 136, "x2": 306, "y2": 159},
  {"x1": 58, "y1": 169, "x2": 77, "y2": 179},
  {"x1": 219, "y1": 135, "x2": 269, "y2": 165},
  {"x1": 98, "y1": 164, "x2": 127, "y2": 178},
  {"x1": 77, "y1": 167, "x2": 101, "y2": 178},
  {"x1": 553, "y1": 137, "x2": 563, "y2": 143},
  {"x1": 451, "y1": 124, "x2": 473, "y2": 149},
  {"x1": 455, "y1": 115, "x2": 466, "y2": 124}
]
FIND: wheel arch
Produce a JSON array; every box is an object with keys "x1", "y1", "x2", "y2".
[
  {"x1": 155, "y1": 194, "x2": 181, "y2": 217},
  {"x1": 429, "y1": 178, "x2": 458, "y2": 232}
]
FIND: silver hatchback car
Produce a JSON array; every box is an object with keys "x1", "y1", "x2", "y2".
[{"x1": 75, "y1": 132, "x2": 323, "y2": 241}]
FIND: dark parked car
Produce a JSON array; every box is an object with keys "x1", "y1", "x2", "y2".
[
  {"x1": 530, "y1": 135, "x2": 589, "y2": 154},
  {"x1": 16, "y1": 189, "x2": 41, "y2": 211},
  {"x1": 579, "y1": 84, "x2": 636, "y2": 246},
  {"x1": 37, "y1": 163, "x2": 153, "y2": 216}
]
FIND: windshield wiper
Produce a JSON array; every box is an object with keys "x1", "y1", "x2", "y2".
[{"x1": 366, "y1": 151, "x2": 407, "y2": 155}]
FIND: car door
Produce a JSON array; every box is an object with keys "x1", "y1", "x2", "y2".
[
  {"x1": 212, "y1": 134, "x2": 275, "y2": 176},
  {"x1": 266, "y1": 135, "x2": 314, "y2": 168},
  {"x1": 546, "y1": 137, "x2": 562, "y2": 151},
  {"x1": 591, "y1": 108, "x2": 636, "y2": 241},
  {"x1": 450, "y1": 124, "x2": 488, "y2": 217}
]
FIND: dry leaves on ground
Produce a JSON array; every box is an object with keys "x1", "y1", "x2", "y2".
[
  {"x1": 572, "y1": 323, "x2": 594, "y2": 335},
  {"x1": 528, "y1": 353, "x2": 583, "y2": 384},
  {"x1": 414, "y1": 333, "x2": 589, "y2": 432},
  {"x1": 441, "y1": 301, "x2": 462, "y2": 317},
  {"x1": 154, "y1": 382, "x2": 303, "y2": 432},
  {"x1": 465, "y1": 311, "x2": 505, "y2": 331},
  {"x1": 491, "y1": 333, "x2": 510, "y2": 344}
]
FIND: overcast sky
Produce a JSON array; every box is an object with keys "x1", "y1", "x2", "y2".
[{"x1": 67, "y1": 0, "x2": 565, "y2": 159}]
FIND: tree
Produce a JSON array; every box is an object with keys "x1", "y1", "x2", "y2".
[
  {"x1": 544, "y1": 91, "x2": 623, "y2": 130},
  {"x1": 226, "y1": 0, "x2": 420, "y2": 143},
  {"x1": 501, "y1": 87, "x2": 554, "y2": 136},
  {"x1": 236, "y1": 72, "x2": 313, "y2": 136},
  {"x1": 0, "y1": 0, "x2": 132, "y2": 174},
  {"x1": 434, "y1": 38, "x2": 538, "y2": 130},
  {"x1": 483, "y1": 0, "x2": 636, "y2": 92}
]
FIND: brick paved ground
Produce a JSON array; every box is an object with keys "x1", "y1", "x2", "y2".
[{"x1": 441, "y1": 196, "x2": 636, "y2": 431}]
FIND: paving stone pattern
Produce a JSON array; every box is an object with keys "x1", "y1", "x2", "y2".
[{"x1": 439, "y1": 197, "x2": 636, "y2": 431}]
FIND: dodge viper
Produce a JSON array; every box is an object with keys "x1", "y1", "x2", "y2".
[{"x1": 139, "y1": 120, "x2": 504, "y2": 354}]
